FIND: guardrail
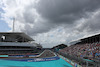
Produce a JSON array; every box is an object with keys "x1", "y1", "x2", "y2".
[{"x1": 58, "y1": 52, "x2": 100, "y2": 67}]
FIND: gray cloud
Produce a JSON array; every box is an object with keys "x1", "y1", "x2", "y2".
[
  {"x1": 21, "y1": 0, "x2": 100, "y2": 36},
  {"x1": 77, "y1": 10, "x2": 100, "y2": 34},
  {"x1": 2, "y1": 0, "x2": 100, "y2": 47},
  {"x1": 35, "y1": 0, "x2": 100, "y2": 24},
  {"x1": 22, "y1": 21, "x2": 57, "y2": 36}
]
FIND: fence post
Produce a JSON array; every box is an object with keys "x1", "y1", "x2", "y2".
[{"x1": 86, "y1": 61, "x2": 88, "y2": 67}]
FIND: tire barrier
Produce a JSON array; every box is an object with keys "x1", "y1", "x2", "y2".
[{"x1": 6, "y1": 56, "x2": 60, "y2": 62}]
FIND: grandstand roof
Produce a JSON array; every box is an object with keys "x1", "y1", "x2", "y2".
[
  {"x1": 0, "y1": 32, "x2": 34, "y2": 42},
  {"x1": 73, "y1": 34, "x2": 100, "y2": 44},
  {"x1": 70, "y1": 33, "x2": 100, "y2": 45},
  {"x1": 81, "y1": 34, "x2": 100, "y2": 40}
]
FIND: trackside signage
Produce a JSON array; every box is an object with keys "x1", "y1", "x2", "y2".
[{"x1": 6, "y1": 56, "x2": 60, "y2": 62}]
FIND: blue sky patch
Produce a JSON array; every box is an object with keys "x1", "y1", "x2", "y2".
[
  {"x1": 0, "y1": 8, "x2": 5, "y2": 13},
  {"x1": 0, "y1": 20, "x2": 11, "y2": 32}
]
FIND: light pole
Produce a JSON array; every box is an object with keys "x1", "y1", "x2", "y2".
[{"x1": 13, "y1": 17, "x2": 15, "y2": 32}]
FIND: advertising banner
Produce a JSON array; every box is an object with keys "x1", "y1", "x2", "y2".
[{"x1": 6, "y1": 56, "x2": 60, "y2": 62}]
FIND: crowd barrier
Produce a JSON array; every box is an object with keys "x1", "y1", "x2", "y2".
[
  {"x1": 7, "y1": 56, "x2": 60, "y2": 62},
  {"x1": 59, "y1": 55, "x2": 82, "y2": 67}
]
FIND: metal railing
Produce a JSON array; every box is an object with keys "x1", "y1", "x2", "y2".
[
  {"x1": 57, "y1": 51, "x2": 100, "y2": 67},
  {"x1": 0, "y1": 42, "x2": 34, "y2": 46}
]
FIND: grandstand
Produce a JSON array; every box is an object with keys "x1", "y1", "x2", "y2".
[
  {"x1": 52, "y1": 44, "x2": 67, "y2": 52},
  {"x1": 0, "y1": 32, "x2": 42, "y2": 55},
  {"x1": 59, "y1": 34, "x2": 100, "y2": 67}
]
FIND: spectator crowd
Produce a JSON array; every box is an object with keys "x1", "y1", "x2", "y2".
[{"x1": 59, "y1": 42, "x2": 100, "y2": 61}]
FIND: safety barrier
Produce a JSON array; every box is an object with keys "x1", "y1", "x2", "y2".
[
  {"x1": 8, "y1": 55, "x2": 38, "y2": 58},
  {"x1": 57, "y1": 51, "x2": 100, "y2": 67},
  {"x1": 0, "y1": 55, "x2": 8, "y2": 58},
  {"x1": 6, "y1": 56, "x2": 60, "y2": 62},
  {"x1": 59, "y1": 55, "x2": 82, "y2": 67}
]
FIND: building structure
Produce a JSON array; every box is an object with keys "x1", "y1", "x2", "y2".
[{"x1": 0, "y1": 32, "x2": 42, "y2": 54}]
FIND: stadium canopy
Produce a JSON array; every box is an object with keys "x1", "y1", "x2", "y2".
[
  {"x1": 0, "y1": 32, "x2": 34, "y2": 42},
  {"x1": 79, "y1": 34, "x2": 100, "y2": 44},
  {"x1": 71, "y1": 34, "x2": 100, "y2": 45}
]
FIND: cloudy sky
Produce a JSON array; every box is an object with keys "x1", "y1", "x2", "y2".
[{"x1": 0, "y1": 0, "x2": 100, "y2": 48}]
